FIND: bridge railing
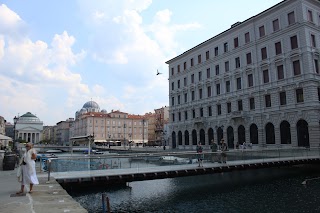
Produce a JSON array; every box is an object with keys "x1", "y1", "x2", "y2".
[{"x1": 44, "y1": 147, "x2": 320, "y2": 180}]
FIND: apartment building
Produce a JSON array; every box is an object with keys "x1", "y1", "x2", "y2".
[
  {"x1": 71, "y1": 101, "x2": 148, "y2": 145},
  {"x1": 166, "y1": 0, "x2": 320, "y2": 149}
]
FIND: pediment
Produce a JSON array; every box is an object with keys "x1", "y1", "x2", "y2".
[{"x1": 19, "y1": 127, "x2": 42, "y2": 131}]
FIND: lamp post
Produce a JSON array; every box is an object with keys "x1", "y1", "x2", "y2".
[
  {"x1": 13, "y1": 116, "x2": 19, "y2": 150},
  {"x1": 89, "y1": 114, "x2": 95, "y2": 155},
  {"x1": 128, "y1": 133, "x2": 132, "y2": 150},
  {"x1": 123, "y1": 123, "x2": 126, "y2": 149}
]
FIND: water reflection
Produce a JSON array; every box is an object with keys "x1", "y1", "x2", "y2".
[{"x1": 68, "y1": 166, "x2": 320, "y2": 213}]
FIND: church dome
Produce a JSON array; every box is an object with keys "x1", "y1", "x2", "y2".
[
  {"x1": 19, "y1": 112, "x2": 40, "y2": 121},
  {"x1": 101, "y1": 109, "x2": 107, "y2": 113},
  {"x1": 83, "y1": 101, "x2": 100, "y2": 110}
]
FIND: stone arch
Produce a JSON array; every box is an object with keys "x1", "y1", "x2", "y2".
[
  {"x1": 280, "y1": 120, "x2": 291, "y2": 144},
  {"x1": 199, "y1": 129, "x2": 205, "y2": 145},
  {"x1": 178, "y1": 131, "x2": 183, "y2": 146},
  {"x1": 184, "y1": 130, "x2": 190, "y2": 145},
  {"x1": 250, "y1": 123, "x2": 258, "y2": 144},
  {"x1": 297, "y1": 119, "x2": 309, "y2": 147},
  {"x1": 192, "y1": 129, "x2": 197, "y2": 145},
  {"x1": 265, "y1": 123, "x2": 275, "y2": 144},
  {"x1": 172, "y1": 131, "x2": 177, "y2": 149},
  {"x1": 238, "y1": 125, "x2": 246, "y2": 145}
]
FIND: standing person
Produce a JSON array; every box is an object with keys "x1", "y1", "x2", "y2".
[
  {"x1": 196, "y1": 142, "x2": 203, "y2": 167},
  {"x1": 16, "y1": 142, "x2": 39, "y2": 194},
  {"x1": 210, "y1": 139, "x2": 218, "y2": 162},
  {"x1": 220, "y1": 139, "x2": 227, "y2": 163}
]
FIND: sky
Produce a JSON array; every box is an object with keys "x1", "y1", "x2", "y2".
[{"x1": 0, "y1": 0, "x2": 283, "y2": 126}]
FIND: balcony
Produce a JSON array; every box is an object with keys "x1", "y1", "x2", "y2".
[
  {"x1": 194, "y1": 117, "x2": 206, "y2": 124},
  {"x1": 231, "y1": 111, "x2": 246, "y2": 120}
]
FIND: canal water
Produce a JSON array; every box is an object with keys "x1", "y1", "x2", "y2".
[{"x1": 66, "y1": 165, "x2": 320, "y2": 213}]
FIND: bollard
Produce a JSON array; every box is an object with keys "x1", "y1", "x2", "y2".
[
  {"x1": 102, "y1": 193, "x2": 106, "y2": 213},
  {"x1": 47, "y1": 159, "x2": 51, "y2": 181},
  {"x1": 106, "y1": 196, "x2": 111, "y2": 213}
]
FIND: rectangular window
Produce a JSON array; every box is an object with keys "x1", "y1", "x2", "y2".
[
  {"x1": 237, "y1": 77, "x2": 242, "y2": 90},
  {"x1": 226, "y1": 81, "x2": 230, "y2": 93},
  {"x1": 199, "y1": 88, "x2": 203, "y2": 99},
  {"x1": 177, "y1": 80, "x2": 180, "y2": 88},
  {"x1": 235, "y1": 57, "x2": 240, "y2": 68},
  {"x1": 293, "y1": 60, "x2": 301, "y2": 76},
  {"x1": 315, "y1": 59, "x2": 319, "y2": 74},
  {"x1": 217, "y1": 104, "x2": 221, "y2": 115},
  {"x1": 172, "y1": 113, "x2": 175, "y2": 122},
  {"x1": 192, "y1": 91, "x2": 195, "y2": 101},
  {"x1": 318, "y1": 87, "x2": 320, "y2": 101},
  {"x1": 171, "y1": 97, "x2": 174, "y2": 106},
  {"x1": 184, "y1": 93, "x2": 187, "y2": 103},
  {"x1": 178, "y1": 112, "x2": 181, "y2": 121},
  {"x1": 261, "y1": 47, "x2": 267, "y2": 60},
  {"x1": 259, "y1": 26, "x2": 265, "y2": 37},
  {"x1": 249, "y1": 97, "x2": 255, "y2": 110},
  {"x1": 275, "y1": 42, "x2": 282, "y2": 55},
  {"x1": 234, "y1": 37, "x2": 239, "y2": 48},
  {"x1": 227, "y1": 102, "x2": 231, "y2": 113},
  {"x1": 246, "y1": 52, "x2": 252, "y2": 65},
  {"x1": 265, "y1": 95, "x2": 271, "y2": 107},
  {"x1": 277, "y1": 65, "x2": 284, "y2": 80},
  {"x1": 198, "y1": 71, "x2": 202, "y2": 81},
  {"x1": 311, "y1": 34, "x2": 316, "y2": 47},
  {"x1": 296, "y1": 88, "x2": 304, "y2": 103},
  {"x1": 245, "y1": 32, "x2": 250, "y2": 43},
  {"x1": 273, "y1": 19, "x2": 280, "y2": 31},
  {"x1": 207, "y1": 68, "x2": 210, "y2": 78},
  {"x1": 263, "y1": 69, "x2": 269, "y2": 83},
  {"x1": 208, "y1": 106, "x2": 212, "y2": 116},
  {"x1": 248, "y1": 74, "x2": 253, "y2": 87},
  {"x1": 216, "y1": 84, "x2": 220, "y2": 95},
  {"x1": 290, "y1": 35, "x2": 298, "y2": 49},
  {"x1": 198, "y1": 54, "x2": 201, "y2": 64},
  {"x1": 206, "y1": 51, "x2": 210, "y2": 60},
  {"x1": 207, "y1": 86, "x2": 211, "y2": 97},
  {"x1": 191, "y1": 74, "x2": 194, "y2": 83},
  {"x1": 192, "y1": 109, "x2": 195, "y2": 118},
  {"x1": 308, "y1": 10, "x2": 313, "y2": 22},
  {"x1": 171, "y1": 68, "x2": 174, "y2": 75},
  {"x1": 184, "y1": 111, "x2": 188, "y2": 120},
  {"x1": 184, "y1": 77, "x2": 187, "y2": 86},
  {"x1": 215, "y1": 65, "x2": 220, "y2": 75},
  {"x1": 288, "y1": 11, "x2": 295, "y2": 25},
  {"x1": 191, "y1": 58, "x2": 194, "y2": 66},
  {"x1": 178, "y1": 95, "x2": 180, "y2": 104},
  {"x1": 225, "y1": 61, "x2": 229, "y2": 72},
  {"x1": 200, "y1": 108, "x2": 203, "y2": 117},
  {"x1": 238, "y1": 100, "x2": 243, "y2": 111},
  {"x1": 184, "y1": 62, "x2": 187, "y2": 70},
  {"x1": 171, "y1": 82, "x2": 174, "y2": 90},
  {"x1": 177, "y1": 65, "x2": 180, "y2": 73},
  {"x1": 279, "y1": 91, "x2": 286, "y2": 105},
  {"x1": 224, "y1": 42, "x2": 228, "y2": 52},
  {"x1": 214, "y1": 47, "x2": 219, "y2": 56}
]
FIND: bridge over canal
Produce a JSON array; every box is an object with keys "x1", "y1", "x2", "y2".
[{"x1": 44, "y1": 147, "x2": 320, "y2": 186}]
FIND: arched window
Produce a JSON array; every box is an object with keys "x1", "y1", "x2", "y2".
[
  {"x1": 265, "y1": 123, "x2": 275, "y2": 144},
  {"x1": 238, "y1": 125, "x2": 246, "y2": 145},
  {"x1": 280, "y1": 121, "x2": 291, "y2": 144},
  {"x1": 227, "y1": 126, "x2": 234, "y2": 149},
  {"x1": 178, "y1": 131, "x2": 183, "y2": 145},
  {"x1": 208, "y1": 128, "x2": 214, "y2": 144},
  {"x1": 184, "y1": 130, "x2": 189, "y2": 145},
  {"x1": 172, "y1": 131, "x2": 177, "y2": 149},
  {"x1": 250, "y1": 124, "x2": 258, "y2": 144},
  {"x1": 192, "y1": 129, "x2": 197, "y2": 145},
  {"x1": 200, "y1": 129, "x2": 205, "y2": 145},
  {"x1": 297, "y1": 120, "x2": 309, "y2": 147}
]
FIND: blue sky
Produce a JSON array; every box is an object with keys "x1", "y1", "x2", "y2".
[{"x1": 0, "y1": 0, "x2": 282, "y2": 125}]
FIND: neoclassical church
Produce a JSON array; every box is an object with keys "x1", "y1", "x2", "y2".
[
  {"x1": 15, "y1": 112, "x2": 43, "y2": 143},
  {"x1": 166, "y1": 0, "x2": 320, "y2": 149}
]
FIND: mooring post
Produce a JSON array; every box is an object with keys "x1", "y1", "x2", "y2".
[{"x1": 102, "y1": 193, "x2": 106, "y2": 213}]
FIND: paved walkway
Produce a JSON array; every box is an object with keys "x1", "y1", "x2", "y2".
[{"x1": 0, "y1": 168, "x2": 87, "y2": 213}]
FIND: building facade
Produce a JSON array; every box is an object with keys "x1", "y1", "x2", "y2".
[
  {"x1": 166, "y1": 0, "x2": 320, "y2": 149},
  {"x1": 154, "y1": 106, "x2": 169, "y2": 145},
  {"x1": 56, "y1": 118, "x2": 74, "y2": 146},
  {"x1": 0, "y1": 116, "x2": 5, "y2": 135},
  {"x1": 15, "y1": 112, "x2": 43, "y2": 144},
  {"x1": 71, "y1": 101, "x2": 148, "y2": 146}
]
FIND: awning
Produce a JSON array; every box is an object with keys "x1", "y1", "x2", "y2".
[{"x1": 0, "y1": 134, "x2": 12, "y2": 140}]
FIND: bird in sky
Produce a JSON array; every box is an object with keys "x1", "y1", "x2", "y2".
[{"x1": 156, "y1": 70, "x2": 162, "y2": 75}]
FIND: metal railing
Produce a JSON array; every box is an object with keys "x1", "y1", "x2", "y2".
[{"x1": 42, "y1": 147, "x2": 320, "y2": 181}]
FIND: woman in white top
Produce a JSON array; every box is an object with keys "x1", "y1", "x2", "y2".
[{"x1": 16, "y1": 142, "x2": 39, "y2": 194}]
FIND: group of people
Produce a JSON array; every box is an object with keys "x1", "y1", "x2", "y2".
[{"x1": 196, "y1": 138, "x2": 228, "y2": 167}]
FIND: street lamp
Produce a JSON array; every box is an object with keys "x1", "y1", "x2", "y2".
[
  {"x1": 13, "y1": 116, "x2": 19, "y2": 150},
  {"x1": 123, "y1": 123, "x2": 126, "y2": 149}
]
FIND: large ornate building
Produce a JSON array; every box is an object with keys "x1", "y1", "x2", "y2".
[
  {"x1": 166, "y1": 0, "x2": 320, "y2": 149},
  {"x1": 15, "y1": 112, "x2": 43, "y2": 143},
  {"x1": 71, "y1": 101, "x2": 148, "y2": 145}
]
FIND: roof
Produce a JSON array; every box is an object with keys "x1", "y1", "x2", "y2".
[{"x1": 20, "y1": 112, "x2": 37, "y2": 118}]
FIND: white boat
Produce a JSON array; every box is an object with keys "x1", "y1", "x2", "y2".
[
  {"x1": 159, "y1": 156, "x2": 197, "y2": 164},
  {"x1": 46, "y1": 149, "x2": 63, "y2": 153}
]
